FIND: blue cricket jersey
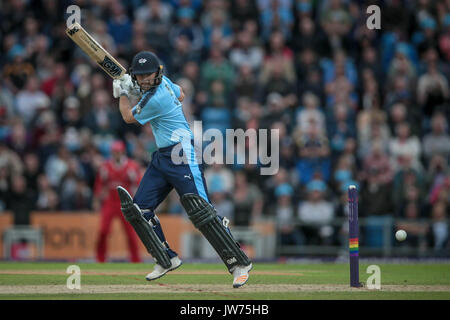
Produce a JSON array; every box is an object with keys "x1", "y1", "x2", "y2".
[{"x1": 132, "y1": 75, "x2": 193, "y2": 148}]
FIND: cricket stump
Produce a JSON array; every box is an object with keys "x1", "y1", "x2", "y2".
[{"x1": 348, "y1": 185, "x2": 361, "y2": 288}]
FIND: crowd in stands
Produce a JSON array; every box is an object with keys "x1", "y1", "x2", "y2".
[{"x1": 0, "y1": 0, "x2": 449, "y2": 255}]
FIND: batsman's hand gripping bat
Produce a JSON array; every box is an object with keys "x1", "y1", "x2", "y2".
[{"x1": 66, "y1": 22, "x2": 126, "y2": 79}]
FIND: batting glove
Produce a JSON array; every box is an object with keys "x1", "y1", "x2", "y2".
[{"x1": 113, "y1": 77, "x2": 129, "y2": 98}]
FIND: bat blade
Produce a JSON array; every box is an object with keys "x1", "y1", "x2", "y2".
[{"x1": 66, "y1": 22, "x2": 126, "y2": 79}]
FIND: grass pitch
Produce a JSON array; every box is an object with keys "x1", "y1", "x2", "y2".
[{"x1": 0, "y1": 262, "x2": 449, "y2": 300}]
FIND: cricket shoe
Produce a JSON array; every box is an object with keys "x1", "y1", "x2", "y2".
[
  {"x1": 232, "y1": 263, "x2": 253, "y2": 288},
  {"x1": 146, "y1": 256, "x2": 183, "y2": 281}
]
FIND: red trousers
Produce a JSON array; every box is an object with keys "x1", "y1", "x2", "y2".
[{"x1": 96, "y1": 201, "x2": 141, "y2": 263}]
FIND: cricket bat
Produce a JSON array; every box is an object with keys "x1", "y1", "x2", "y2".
[{"x1": 66, "y1": 22, "x2": 126, "y2": 79}]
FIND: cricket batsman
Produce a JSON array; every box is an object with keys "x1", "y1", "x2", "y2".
[{"x1": 112, "y1": 51, "x2": 252, "y2": 288}]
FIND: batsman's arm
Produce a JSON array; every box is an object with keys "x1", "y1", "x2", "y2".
[
  {"x1": 178, "y1": 86, "x2": 185, "y2": 102},
  {"x1": 119, "y1": 96, "x2": 138, "y2": 124}
]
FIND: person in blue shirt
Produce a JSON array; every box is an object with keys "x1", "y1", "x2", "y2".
[{"x1": 112, "y1": 51, "x2": 252, "y2": 288}]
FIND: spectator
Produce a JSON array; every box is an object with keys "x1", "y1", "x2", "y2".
[
  {"x1": 297, "y1": 179, "x2": 335, "y2": 245},
  {"x1": 438, "y1": 14, "x2": 450, "y2": 61},
  {"x1": 259, "y1": 0, "x2": 294, "y2": 41},
  {"x1": 44, "y1": 146, "x2": 71, "y2": 188},
  {"x1": 230, "y1": 0, "x2": 259, "y2": 31},
  {"x1": 319, "y1": 0, "x2": 353, "y2": 54},
  {"x1": 331, "y1": 154, "x2": 355, "y2": 195},
  {"x1": 428, "y1": 172, "x2": 450, "y2": 207},
  {"x1": 396, "y1": 202, "x2": 428, "y2": 248},
  {"x1": 0, "y1": 141, "x2": 24, "y2": 176},
  {"x1": 272, "y1": 121, "x2": 296, "y2": 169},
  {"x1": 23, "y1": 153, "x2": 40, "y2": 192},
  {"x1": 294, "y1": 120, "x2": 331, "y2": 184},
  {"x1": 357, "y1": 110, "x2": 391, "y2": 158},
  {"x1": 233, "y1": 64, "x2": 261, "y2": 100},
  {"x1": 262, "y1": 92, "x2": 290, "y2": 125},
  {"x1": 169, "y1": 7, "x2": 204, "y2": 54},
  {"x1": 229, "y1": 29, "x2": 264, "y2": 73},
  {"x1": 263, "y1": 167, "x2": 293, "y2": 211},
  {"x1": 382, "y1": 0, "x2": 412, "y2": 33},
  {"x1": 291, "y1": 16, "x2": 320, "y2": 56},
  {"x1": 0, "y1": 166, "x2": 9, "y2": 211},
  {"x1": 83, "y1": 90, "x2": 122, "y2": 149},
  {"x1": 429, "y1": 201, "x2": 449, "y2": 255},
  {"x1": 7, "y1": 175, "x2": 35, "y2": 225},
  {"x1": 200, "y1": 48, "x2": 235, "y2": 96},
  {"x1": 61, "y1": 96, "x2": 83, "y2": 129},
  {"x1": 14, "y1": 76, "x2": 49, "y2": 125},
  {"x1": 202, "y1": 8, "x2": 233, "y2": 51},
  {"x1": 260, "y1": 30, "x2": 296, "y2": 99},
  {"x1": 358, "y1": 47, "x2": 383, "y2": 85},
  {"x1": 5, "y1": 120, "x2": 34, "y2": 157},
  {"x1": 297, "y1": 66, "x2": 323, "y2": 102},
  {"x1": 2, "y1": 49, "x2": 35, "y2": 91},
  {"x1": 413, "y1": 17, "x2": 439, "y2": 55},
  {"x1": 32, "y1": 110, "x2": 62, "y2": 165},
  {"x1": 68, "y1": 178, "x2": 93, "y2": 211},
  {"x1": 135, "y1": 0, "x2": 173, "y2": 24},
  {"x1": 327, "y1": 103, "x2": 356, "y2": 156},
  {"x1": 360, "y1": 172, "x2": 394, "y2": 217},
  {"x1": 232, "y1": 171, "x2": 263, "y2": 226},
  {"x1": 205, "y1": 162, "x2": 235, "y2": 195},
  {"x1": 384, "y1": 74, "x2": 414, "y2": 112},
  {"x1": 90, "y1": 21, "x2": 118, "y2": 58},
  {"x1": 170, "y1": 34, "x2": 201, "y2": 77},
  {"x1": 361, "y1": 141, "x2": 394, "y2": 186},
  {"x1": 388, "y1": 102, "x2": 420, "y2": 137},
  {"x1": 209, "y1": 175, "x2": 234, "y2": 223},
  {"x1": 425, "y1": 155, "x2": 447, "y2": 197},
  {"x1": 107, "y1": 1, "x2": 133, "y2": 54},
  {"x1": 59, "y1": 157, "x2": 86, "y2": 210},
  {"x1": 201, "y1": 81, "x2": 232, "y2": 134},
  {"x1": 389, "y1": 122, "x2": 422, "y2": 173},
  {"x1": 417, "y1": 47, "x2": 449, "y2": 119},
  {"x1": 142, "y1": 1, "x2": 173, "y2": 56},
  {"x1": 423, "y1": 113, "x2": 450, "y2": 162},
  {"x1": 275, "y1": 183, "x2": 303, "y2": 246},
  {"x1": 40, "y1": 63, "x2": 73, "y2": 106},
  {"x1": 393, "y1": 167, "x2": 424, "y2": 216},
  {"x1": 387, "y1": 43, "x2": 417, "y2": 88},
  {"x1": 296, "y1": 92, "x2": 325, "y2": 135}
]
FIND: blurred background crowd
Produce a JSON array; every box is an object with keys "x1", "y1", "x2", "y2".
[{"x1": 0, "y1": 0, "x2": 449, "y2": 256}]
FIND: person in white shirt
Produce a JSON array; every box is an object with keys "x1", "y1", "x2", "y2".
[{"x1": 298, "y1": 179, "x2": 335, "y2": 245}]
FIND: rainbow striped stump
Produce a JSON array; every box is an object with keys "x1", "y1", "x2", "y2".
[
  {"x1": 349, "y1": 238, "x2": 359, "y2": 257},
  {"x1": 348, "y1": 185, "x2": 361, "y2": 287}
]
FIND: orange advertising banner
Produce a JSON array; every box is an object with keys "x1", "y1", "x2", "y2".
[{"x1": 0, "y1": 212, "x2": 186, "y2": 261}]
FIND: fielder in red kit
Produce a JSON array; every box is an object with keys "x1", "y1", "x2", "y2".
[{"x1": 94, "y1": 140, "x2": 142, "y2": 262}]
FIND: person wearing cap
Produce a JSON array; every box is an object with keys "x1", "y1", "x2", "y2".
[
  {"x1": 298, "y1": 179, "x2": 335, "y2": 245},
  {"x1": 94, "y1": 140, "x2": 142, "y2": 263},
  {"x1": 275, "y1": 183, "x2": 303, "y2": 246},
  {"x1": 112, "y1": 51, "x2": 252, "y2": 288}
]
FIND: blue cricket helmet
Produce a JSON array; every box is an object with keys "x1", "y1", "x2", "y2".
[{"x1": 129, "y1": 51, "x2": 163, "y2": 88}]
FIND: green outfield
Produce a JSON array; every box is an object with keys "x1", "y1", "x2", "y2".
[{"x1": 0, "y1": 262, "x2": 449, "y2": 300}]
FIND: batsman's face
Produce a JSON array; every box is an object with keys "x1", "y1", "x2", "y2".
[{"x1": 136, "y1": 73, "x2": 157, "y2": 91}]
